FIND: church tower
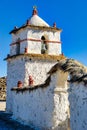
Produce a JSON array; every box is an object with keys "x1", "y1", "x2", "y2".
[{"x1": 6, "y1": 7, "x2": 64, "y2": 112}]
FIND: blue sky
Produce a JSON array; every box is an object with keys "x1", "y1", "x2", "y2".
[{"x1": 0, "y1": 0, "x2": 87, "y2": 76}]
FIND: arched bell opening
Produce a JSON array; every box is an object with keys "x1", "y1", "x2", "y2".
[{"x1": 41, "y1": 36, "x2": 48, "y2": 54}]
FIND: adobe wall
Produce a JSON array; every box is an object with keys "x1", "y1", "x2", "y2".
[
  {"x1": 6, "y1": 56, "x2": 56, "y2": 113},
  {"x1": 10, "y1": 28, "x2": 61, "y2": 56},
  {"x1": 11, "y1": 71, "x2": 69, "y2": 130},
  {"x1": 69, "y1": 82, "x2": 87, "y2": 130}
]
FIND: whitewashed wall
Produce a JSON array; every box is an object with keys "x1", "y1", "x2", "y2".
[
  {"x1": 48, "y1": 43, "x2": 61, "y2": 55},
  {"x1": 10, "y1": 28, "x2": 61, "y2": 56},
  {"x1": 27, "y1": 29, "x2": 60, "y2": 41},
  {"x1": 27, "y1": 41, "x2": 41, "y2": 54},
  {"x1": 12, "y1": 72, "x2": 69, "y2": 130},
  {"x1": 10, "y1": 44, "x2": 17, "y2": 56},
  {"x1": 69, "y1": 82, "x2": 87, "y2": 130},
  {"x1": 20, "y1": 41, "x2": 28, "y2": 54},
  {"x1": 10, "y1": 41, "x2": 28, "y2": 56},
  {"x1": 11, "y1": 29, "x2": 28, "y2": 43},
  {"x1": 6, "y1": 56, "x2": 56, "y2": 112},
  {"x1": 10, "y1": 29, "x2": 28, "y2": 56},
  {"x1": 6, "y1": 58, "x2": 25, "y2": 112},
  {"x1": 25, "y1": 58, "x2": 56, "y2": 86}
]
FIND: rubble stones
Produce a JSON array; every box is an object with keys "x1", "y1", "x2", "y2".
[{"x1": 0, "y1": 77, "x2": 6, "y2": 101}]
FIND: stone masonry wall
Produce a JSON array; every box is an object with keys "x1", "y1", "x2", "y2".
[
  {"x1": 6, "y1": 56, "x2": 56, "y2": 112},
  {"x1": 69, "y1": 83, "x2": 87, "y2": 130},
  {"x1": 10, "y1": 28, "x2": 61, "y2": 56},
  {"x1": 12, "y1": 73, "x2": 69, "y2": 130}
]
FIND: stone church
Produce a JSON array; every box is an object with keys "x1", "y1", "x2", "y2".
[{"x1": 5, "y1": 7, "x2": 87, "y2": 130}]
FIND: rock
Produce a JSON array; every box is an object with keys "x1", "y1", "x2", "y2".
[{"x1": 0, "y1": 77, "x2": 6, "y2": 101}]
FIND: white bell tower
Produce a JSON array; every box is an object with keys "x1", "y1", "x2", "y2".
[
  {"x1": 10, "y1": 7, "x2": 62, "y2": 56},
  {"x1": 6, "y1": 7, "x2": 64, "y2": 112}
]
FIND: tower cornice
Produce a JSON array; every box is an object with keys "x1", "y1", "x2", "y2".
[
  {"x1": 4, "y1": 54, "x2": 65, "y2": 61},
  {"x1": 10, "y1": 24, "x2": 62, "y2": 34}
]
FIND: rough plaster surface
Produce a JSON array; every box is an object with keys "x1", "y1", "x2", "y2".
[
  {"x1": 6, "y1": 22, "x2": 67, "y2": 129},
  {"x1": 6, "y1": 58, "x2": 25, "y2": 113},
  {"x1": 10, "y1": 29, "x2": 61, "y2": 56},
  {"x1": 6, "y1": 56, "x2": 56, "y2": 113},
  {"x1": 29, "y1": 14, "x2": 49, "y2": 27},
  {"x1": 69, "y1": 83, "x2": 87, "y2": 130},
  {"x1": 11, "y1": 73, "x2": 69, "y2": 130}
]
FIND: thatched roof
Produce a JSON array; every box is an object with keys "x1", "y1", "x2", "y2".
[
  {"x1": 11, "y1": 58, "x2": 87, "y2": 93},
  {"x1": 4, "y1": 53, "x2": 65, "y2": 61},
  {"x1": 48, "y1": 58, "x2": 87, "y2": 84}
]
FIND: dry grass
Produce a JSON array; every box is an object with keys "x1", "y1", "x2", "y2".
[
  {"x1": 5, "y1": 53, "x2": 66, "y2": 61},
  {"x1": 48, "y1": 58, "x2": 87, "y2": 84}
]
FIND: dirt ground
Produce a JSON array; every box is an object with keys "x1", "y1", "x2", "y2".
[{"x1": 0, "y1": 101, "x2": 6, "y2": 111}]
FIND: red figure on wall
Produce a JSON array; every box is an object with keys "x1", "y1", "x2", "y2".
[
  {"x1": 17, "y1": 81, "x2": 23, "y2": 88},
  {"x1": 29, "y1": 75, "x2": 34, "y2": 86},
  {"x1": 25, "y1": 48, "x2": 28, "y2": 53}
]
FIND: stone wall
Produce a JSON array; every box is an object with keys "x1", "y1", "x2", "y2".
[
  {"x1": 10, "y1": 28, "x2": 61, "y2": 56},
  {"x1": 6, "y1": 56, "x2": 57, "y2": 112},
  {"x1": 11, "y1": 71, "x2": 69, "y2": 130},
  {"x1": 69, "y1": 82, "x2": 87, "y2": 130},
  {"x1": 0, "y1": 77, "x2": 6, "y2": 101}
]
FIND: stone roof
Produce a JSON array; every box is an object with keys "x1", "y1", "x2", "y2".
[{"x1": 0, "y1": 77, "x2": 6, "y2": 100}]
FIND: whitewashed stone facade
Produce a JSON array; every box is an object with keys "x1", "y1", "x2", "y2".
[
  {"x1": 9, "y1": 8, "x2": 61, "y2": 56},
  {"x1": 6, "y1": 8, "x2": 62, "y2": 113},
  {"x1": 6, "y1": 7, "x2": 69, "y2": 130},
  {"x1": 69, "y1": 82, "x2": 87, "y2": 130},
  {"x1": 6, "y1": 56, "x2": 57, "y2": 112},
  {"x1": 10, "y1": 29, "x2": 61, "y2": 56},
  {"x1": 11, "y1": 71, "x2": 69, "y2": 130}
]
